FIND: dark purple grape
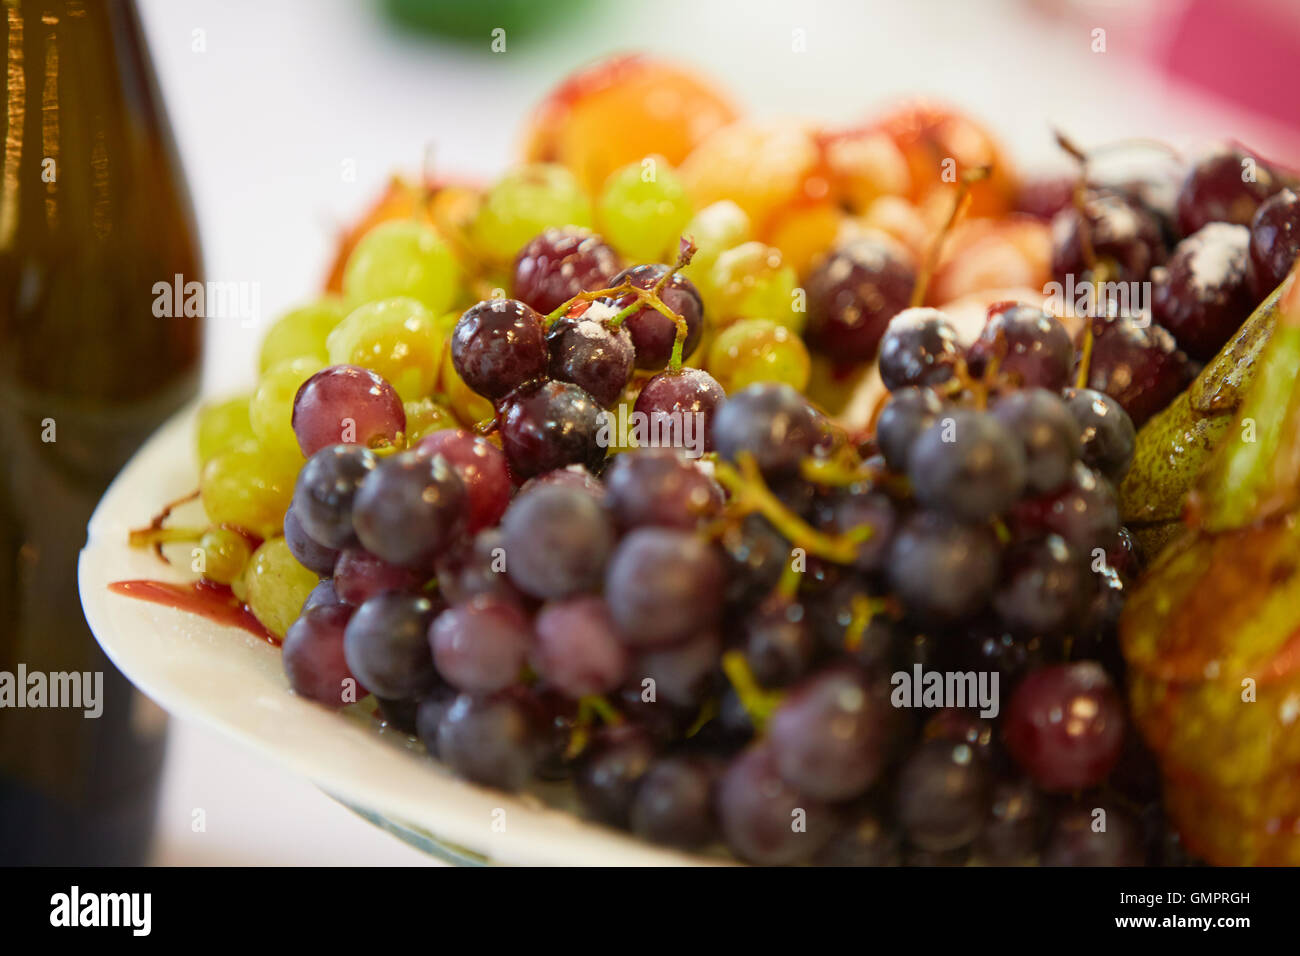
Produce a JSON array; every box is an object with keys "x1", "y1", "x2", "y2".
[
  {"x1": 808, "y1": 576, "x2": 900, "y2": 669},
  {"x1": 500, "y1": 483, "x2": 614, "y2": 600},
  {"x1": 967, "y1": 303, "x2": 1073, "y2": 391},
  {"x1": 342, "y1": 592, "x2": 439, "y2": 700},
  {"x1": 976, "y1": 777, "x2": 1044, "y2": 865},
  {"x1": 990, "y1": 388, "x2": 1079, "y2": 495},
  {"x1": 895, "y1": 738, "x2": 991, "y2": 852},
  {"x1": 1061, "y1": 387, "x2": 1136, "y2": 482},
  {"x1": 878, "y1": 307, "x2": 960, "y2": 391},
  {"x1": 292, "y1": 443, "x2": 377, "y2": 549},
  {"x1": 629, "y1": 756, "x2": 719, "y2": 849},
  {"x1": 923, "y1": 708, "x2": 1000, "y2": 765},
  {"x1": 960, "y1": 620, "x2": 1046, "y2": 688},
  {"x1": 301, "y1": 578, "x2": 343, "y2": 613},
  {"x1": 604, "y1": 527, "x2": 725, "y2": 646},
  {"x1": 1041, "y1": 802, "x2": 1143, "y2": 866},
  {"x1": 1249, "y1": 187, "x2": 1300, "y2": 298},
  {"x1": 451, "y1": 298, "x2": 548, "y2": 401},
  {"x1": 282, "y1": 603, "x2": 361, "y2": 707},
  {"x1": 1004, "y1": 661, "x2": 1124, "y2": 792},
  {"x1": 1176, "y1": 143, "x2": 1283, "y2": 236},
  {"x1": 603, "y1": 448, "x2": 723, "y2": 531},
  {"x1": 518, "y1": 464, "x2": 606, "y2": 501},
  {"x1": 875, "y1": 385, "x2": 943, "y2": 473},
  {"x1": 812, "y1": 488, "x2": 897, "y2": 574},
  {"x1": 429, "y1": 594, "x2": 532, "y2": 694},
  {"x1": 532, "y1": 596, "x2": 629, "y2": 698},
  {"x1": 1152, "y1": 222, "x2": 1254, "y2": 360},
  {"x1": 718, "y1": 513, "x2": 789, "y2": 610},
  {"x1": 332, "y1": 548, "x2": 424, "y2": 606},
  {"x1": 574, "y1": 723, "x2": 656, "y2": 827},
  {"x1": 615, "y1": 684, "x2": 696, "y2": 746},
  {"x1": 908, "y1": 409, "x2": 1026, "y2": 521},
  {"x1": 1014, "y1": 175, "x2": 1076, "y2": 221},
  {"x1": 712, "y1": 383, "x2": 818, "y2": 478},
  {"x1": 413, "y1": 429, "x2": 511, "y2": 534},
  {"x1": 437, "y1": 690, "x2": 541, "y2": 792},
  {"x1": 1010, "y1": 462, "x2": 1119, "y2": 554},
  {"x1": 1050, "y1": 191, "x2": 1165, "y2": 284},
  {"x1": 633, "y1": 630, "x2": 721, "y2": 708},
  {"x1": 767, "y1": 665, "x2": 894, "y2": 801},
  {"x1": 545, "y1": 310, "x2": 635, "y2": 408},
  {"x1": 815, "y1": 807, "x2": 901, "y2": 866},
  {"x1": 531, "y1": 689, "x2": 580, "y2": 781},
  {"x1": 352, "y1": 450, "x2": 466, "y2": 570},
  {"x1": 887, "y1": 511, "x2": 1001, "y2": 622},
  {"x1": 414, "y1": 686, "x2": 457, "y2": 758},
  {"x1": 993, "y1": 534, "x2": 1087, "y2": 637},
  {"x1": 498, "y1": 380, "x2": 607, "y2": 479},
  {"x1": 716, "y1": 745, "x2": 832, "y2": 865},
  {"x1": 283, "y1": 505, "x2": 340, "y2": 577},
  {"x1": 605, "y1": 264, "x2": 704, "y2": 370},
  {"x1": 743, "y1": 597, "x2": 816, "y2": 688},
  {"x1": 805, "y1": 236, "x2": 916, "y2": 362},
  {"x1": 1077, "y1": 315, "x2": 1191, "y2": 427},
  {"x1": 434, "y1": 529, "x2": 525, "y2": 606},
  {"x1": 511, "y1": 227, "x2": 621, "y2": 314},
  {"x1": 292, "y1": 364, "x2": 404, "y2": 458},
  {"x1": 632, "y1": 366, "x2": 725, "y2": 455}
]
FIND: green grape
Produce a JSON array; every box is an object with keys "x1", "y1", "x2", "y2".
[
  {"x1": 680, "y1": 200, "x2": 752, "y2": 292},
  {"x1": 706, "y1": 318, "x2": 811, "y2": 394},
  {"x1": 403, "y1": 396, "x2": 460, "y2": 444},
  {"x1": 706, "y1": 242, "x2": 802, "y2": 332},
  {"x1": 597, "y1": 156, "x2": 693, "y2": 263},
  {"x1": 250, "y1": 356, "x2": 322, "y2": 459},
  {"x1": 243, "y1": 536, "x2": 319, "y2": 639},
  {"x1": 198, "y1": 527, "x2": 253, "y2": 586},
  {"x1": 342, "y1": 220, "x2": 461, "y2": 314},
  {"x1": 470, "y1": 163, "x2": 593, "y2": 265},
  {"x1": 258, "y1": 297, "x2": 347, "y2": 373},
  {"x1": 435, "y1": 310, "x2": 494, "y2": 425},
  {"x1": 327, "y1": 297, "x2": 442, "y2": 401},
  {"x1": 200, "y1": 442, "x2": 300, "y2": 540},
  {"x1": 197, "y1": 394, "x2": 255, "y2": 466}
]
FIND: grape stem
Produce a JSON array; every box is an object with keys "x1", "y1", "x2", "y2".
[
  {"x1": 543, "y1": 237, "x2": 698, "y2": 371},
  {"x1": 721, "y1": 650, "x2": 784, "y2": 733},
  {"x1": 563, "y1": 694, "x2": 623, "y2": 759},
  {"x1": 714, "y1": 452, "x2": 872, "y2": 565},
  {"x1": 909, "y1": 165, "x2": 992, "y2": 309},
  {"x1": 843, "y1": 594, "x2": 898, "y2": 652}
]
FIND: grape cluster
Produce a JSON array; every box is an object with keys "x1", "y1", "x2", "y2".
[
  {"x1": 265, "y1": 269, "x2": 1172, "y2": 865},
  {"x1": 177, "y1": 125, "x2": 1290, "y2": 865},
  {"x1": 1051, "y1": 143, "x2": 1299, "y2": 427}
]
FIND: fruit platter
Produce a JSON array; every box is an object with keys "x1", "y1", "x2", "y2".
[{"x1": 80, "y1": 54, "x2": 1300, "y2": 866}]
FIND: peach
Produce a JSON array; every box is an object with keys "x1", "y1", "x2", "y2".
[
  {"x1": 872, "y1": 102, "x2": 1017, "y2": 220},
  {"x1": 926, "y1": 216, "x2": 1051, "y2": 306},
  {"x1": 521, "y1": 54, "x2": 738, "y2": 195}
]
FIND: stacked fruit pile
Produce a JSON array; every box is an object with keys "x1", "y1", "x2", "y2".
[{"x1": 170, "y1": 56, "x2": 1300, "y2": 865}]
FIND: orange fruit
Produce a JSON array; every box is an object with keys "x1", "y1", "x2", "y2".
[{"x1": 522, "y1": 54, "x2": 738, "y2": 195}]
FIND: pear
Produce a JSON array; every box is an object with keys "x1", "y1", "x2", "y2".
[
  {"x1": 1118, "y1": 281, "x2": 1286, "y2": 555},
  {"x1": 1119, "y1": 272, "x2": 1300, "y2": 866}
]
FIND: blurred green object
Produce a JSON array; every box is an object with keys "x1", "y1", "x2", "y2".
[{"x1": 384, "y1": 0, "x2": 593, "y2": 42}]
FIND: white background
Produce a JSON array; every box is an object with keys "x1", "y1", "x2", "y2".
[{"x1": 134, "y1": 0, "x2": 1290, "y2": 865}]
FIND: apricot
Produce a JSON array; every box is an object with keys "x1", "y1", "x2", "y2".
[
  {"x1": 522, "y1": 54, "x2": 738, "y2": 195},
  {"x1": 872, "y1": 102, "x2": 1017, "y2": 219}
]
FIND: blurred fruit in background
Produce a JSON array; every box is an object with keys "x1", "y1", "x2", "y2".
[{"x1": 523, "y1": 54, "x2": 738, "y2": 195}]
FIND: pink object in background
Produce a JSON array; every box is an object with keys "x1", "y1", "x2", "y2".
[{"x1": 1157, "y1": 0, "x2": 1300, "y2": 136}]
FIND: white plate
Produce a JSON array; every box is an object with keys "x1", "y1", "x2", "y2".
[{"x1": 78, "y1": 403, "x2": 722, "y2": 866}]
